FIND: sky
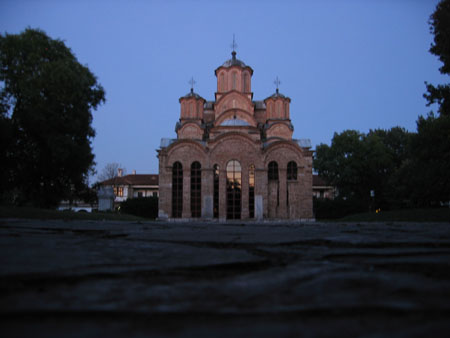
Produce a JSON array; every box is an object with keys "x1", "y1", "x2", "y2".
[{"x1": 0, "y1": 0, "x2": 446, "y2": 181}]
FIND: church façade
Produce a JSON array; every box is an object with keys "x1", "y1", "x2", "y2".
[{"x1": 157, "y1": 50, "x2": 313, "y2": 221}]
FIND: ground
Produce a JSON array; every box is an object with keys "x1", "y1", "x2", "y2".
[{"x1": 1, "y1": 219, "x2": 449, "y2": 337}]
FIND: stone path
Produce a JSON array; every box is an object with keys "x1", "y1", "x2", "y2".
[{"x1": 1, "y1": 219, "x2": 450, "y2": 337}]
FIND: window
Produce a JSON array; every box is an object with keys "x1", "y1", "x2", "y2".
[
  {"x1": 191, "y1": 161, "x2": 201, "y2": 218},
  {"x1": 243, "y1": 73, "x2": 249, "y2": 92},
  {"x1": 172, "y1": 162, "x2": 183, "y2": 218},
  {"x1": 232, "y1": 72, "x2": 237, "y2": 90},
  {"x1": 189, "y1": 102, "x2": 194, "y2": 117},
  {"x1": 220, "y1": 73, "x2": 225, "y2": 92},
  {"x1": 249, "y1": 164, "x2": 255, "y2": 218},
  {"x1": 153, "y1": 192, "x2": 158, "y2": 197},
  {"x1": 114, "y1": 187, "x2": 123, "y2": 197},
  {"x1": 138, "y1": 192, "x2": 143, "y2": 198},
  {"x1": 197, "y1": 101, "x2": 202, "y2": 118},
  {"x1": 213, "y1": 164, "x2": 219, "y2": 218},
  {"x1": 268, "y1": 161, "x2": 279, "y2": 180},
  {"x1": 226, "y1": 160, "x2": 241, "y2": 219},
  {"x1": 287, "y1": 161, "x2": 298, "y2": 180}
]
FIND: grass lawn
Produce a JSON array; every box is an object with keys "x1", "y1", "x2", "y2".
[
  {"x1": 0, "y1": 206, "x2": 146, "y2": 221},
  {"x1": 339, "y1": 208, "x2": 450, "y2": 222}
]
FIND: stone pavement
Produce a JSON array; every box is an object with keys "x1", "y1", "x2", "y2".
[{"x1": 1, "y1": 219, "x2": 450, "y2": 337}]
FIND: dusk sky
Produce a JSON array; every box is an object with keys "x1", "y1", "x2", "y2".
[{"x1": 1, "y1": 0, "x2": 445, "y2": 181}]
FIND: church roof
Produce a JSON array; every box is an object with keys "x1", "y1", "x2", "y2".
[
  {"x1": 216, "y1": 51, "x2": 253, "y2": 74},
  {"x1": 222, "y1": 51, "x2": 247, "y2": 68},
  {"x1": 220, "y1": 118, "x2": 250, "y2": 126},
  {"x1": 295, "y1": 139, "x2": 312, "y2": 148},
  {"x1": 181, "y1": 88, "x2": 204, "y2": 100},
  {"x1": 266, "y1": 89, "x2": 290, "y2": 100}
]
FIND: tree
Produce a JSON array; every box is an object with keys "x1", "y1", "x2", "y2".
[
  {"x1": 409, "y1": 0, "x2": 450, "y2": 206},
  {"x1": 424, "y1": 0, "x2": 450, "y2": 116},
  {"x1": 314, "y1": 128, "x2": 412, "y2": 211},
  {"x1": 97, "y1": 163, "x2": 126, "y2": 182},
  {"x1": 410, "y1": 114, "x2": 450, "y2": 205},
  {"x1": 0, "y1": 28, "x2": 105, "y2": 207}
]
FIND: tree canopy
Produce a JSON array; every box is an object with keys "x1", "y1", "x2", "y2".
[
  {"x1": 0, "y1": 28, "x2": 105, "y2": 207},
  {"x1": 314, "y1": 127, "x2": 413, "y2": 212},
  {"x1": 414, "y1": 0, "x2": 450, "y2": 205},
  {"x1": 424, "y1": 0, "x2": 450, "y2": 116}
]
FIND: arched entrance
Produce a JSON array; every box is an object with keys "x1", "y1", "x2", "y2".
[{"x1": 226, "y1": 160, "x2": 241, "y2": 219}]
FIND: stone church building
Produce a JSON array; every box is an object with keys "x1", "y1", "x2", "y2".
[{"x1": 158, "y1": 51, "x2": 313, "y2": 221}]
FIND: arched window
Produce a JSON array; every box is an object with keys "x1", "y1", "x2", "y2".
[
  {"x1": 172, "y1": 162, "x2": 183, "y2": 218},
  {"x1": 270, "y1": 101, "x2": 275, "y2": 119},
  {"x1": 243, "y1": 73, "x2": 249, "y2": 92},
  {"x1": 232, "y1": 72, "x2": 237, "y2": 90},
  {"x1": 213, "y1": 164, "x2": 219, "y2": 218},
  {"x1": 189, "y1": 102, "x2": 194, "y2": 117},
  {"x1": 226, "y1": 160, "x2": 241, "y2": 219},
  {"x1": 191, "y1": 161, "x2": 201, "y2": 218},
  {"x1": 220, "y1": 73, "x2": 225, "y2": 92},
  {"x1": 249, "y1": 164, "x2": 255, "y2": 218},
  {"x1": 268, "y1": 161, "x2": 278, "y2": 180},
  {"x1": 287, "y1": 161, "x2": 297, "y2": 180},
  {"x1": 197, "y1": 101, "x2": 202, "y2": 118}
]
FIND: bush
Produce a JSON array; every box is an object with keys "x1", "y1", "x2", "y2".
[
  {"x1": 120, "y1": 197, "x2": 158, "y2": 219},
  {"x1": 314, "y1": 197, "x2": 367, "y2": 220}
]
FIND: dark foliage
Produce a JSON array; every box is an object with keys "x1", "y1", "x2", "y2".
[
  {"x1": 314, "y1": 127, "x2": 413, "y2": 211},
  {"x1": 411, "y1": 0, "x2": 450, "y2": 206},
  {"x1": 120, "y1": 197, "x2": 159, "y2": 219},
  {"x1": 0, "y1": 28, "x2": 105, "y2": 207},
  {"x1": 313, "y1": 197, "x2": 367, "y2": 220},
  {"x1": 407, "y1": 114, "x2": 450, "y2": 206},
  {"x1": 425, "y1": 0, "x2": 450, "y2": 117}
]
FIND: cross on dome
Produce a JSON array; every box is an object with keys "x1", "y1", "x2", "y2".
[
  {"x1": 188, "y1": 77, "x2": 196, "y2": 93},
  {"x1": 274, "y1": 76, "x2": 281, "y2": 93},
  {"x1": 230, "y1": 34, "x2": 238, "y2": 52}
]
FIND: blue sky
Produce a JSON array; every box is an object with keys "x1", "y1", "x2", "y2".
[{"x1": 1, "y1": 0, "x2": 446, "y2": 181}]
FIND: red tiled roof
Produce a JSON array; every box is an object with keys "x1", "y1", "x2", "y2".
[{"x1": 100, "y1": 174, "x2": 159, "y2": 186}]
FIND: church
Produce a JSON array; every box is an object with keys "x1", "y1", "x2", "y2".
[{"x1": 157, "y1": 49, "x2": 313, "y2": 221}]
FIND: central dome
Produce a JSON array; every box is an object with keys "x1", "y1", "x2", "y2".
[{"x1": 222, "y1": 51, "x2": 247, "y2": 68}]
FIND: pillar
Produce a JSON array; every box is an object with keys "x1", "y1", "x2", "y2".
[
  {"x1": 182, "y1": 167, "x2": 191, "y2": 219},
  {"x1": 201, "y1": 168, "x2": 214, "y2": 219}
]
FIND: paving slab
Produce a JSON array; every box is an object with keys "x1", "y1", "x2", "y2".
[{"x1": 1, "y1": 219, "x2": 450, "y2": 337}]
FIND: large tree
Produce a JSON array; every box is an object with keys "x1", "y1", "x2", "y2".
[
  {"x1": 314, "y1": 128, "x2": 412, "y2": 210},
  {"x1": 0, "y1": 28, "x2": 105, "y2": 207},
  {"x1": 410, "y1": 0, "x2": 450, "y2": 206},
  {"x1": 424, "y1": 0, "x2": 450, "y2": 116}
]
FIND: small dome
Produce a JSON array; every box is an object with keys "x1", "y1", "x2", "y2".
[
  {"x1": 268, "y1": 89, "x2": 286, "y2": 99},
  {"x1": 181, "y1": 88, "x2": 203, "y2": 100}
]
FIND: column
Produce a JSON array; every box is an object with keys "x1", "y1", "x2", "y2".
[
  {"x1": 255, "y1": 168, "x2": 266, "y2": 220},
  {"x1": 218, "y1": 168, "x2": 227, "y2": 221},
  {"x1": 241, "y1": 167, "x2": 249, "y2": 219},
  {"x1": 278, "y1": 168, "x2": 287, "y2": 218},
  {"x1": 182, "y1": 167, "x2": 191, "y2": 219},
  {"x1": 201, "y1": 168, "x2": 214, "y2": 219}
]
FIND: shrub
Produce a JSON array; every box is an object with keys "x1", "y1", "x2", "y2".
[
  {"x1": 313, "y1": 197, "x2": 367, "y2": 220},
  {"x1": 120, "y1": 197, "x2": 158, "y2": 219}
]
